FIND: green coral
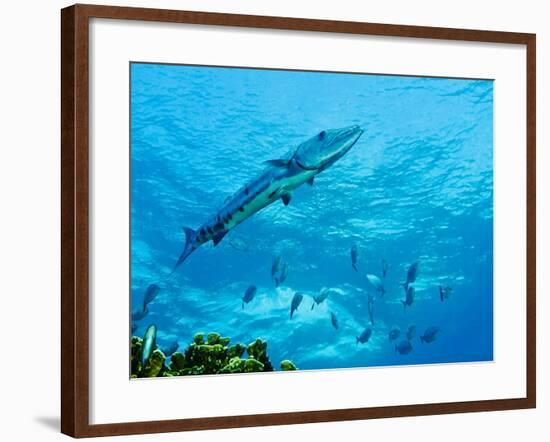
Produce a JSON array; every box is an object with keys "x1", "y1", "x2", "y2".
[
  {"x1": 130, "y1": 332, "x2": 296, "y2": 378},
  {"x1": 247, "y1": 338, "x2": 274, "y2": 371},
  {"x1": 207, "y1": 332, "x2": 221, "y2": 345},
  {"x1": 193, "y1": 332, "x2": 205, "y2": 345},
  {"x1": 280, "y1": 360, "x2": 297, "y2": 371},
  {"x1": 142, "y1": 349, "x2": 165, "y2": 377},
  {"x1": 243, "y1": 358, "x2": 264, "y2": 372},
  {"x1": 131, "y1": 336, "x2": 143, "y2": 375}
]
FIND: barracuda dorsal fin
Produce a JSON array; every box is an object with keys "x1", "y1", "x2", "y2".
[
  {"x1": 281, "y1": 193, "x2": 292, "y2": 206},
  {"x1": 212, "y1": 230, "x2": 228, "y2": 246},
  {"x1": 265, "y1": 159, "x2": 290, "y2": 168}
]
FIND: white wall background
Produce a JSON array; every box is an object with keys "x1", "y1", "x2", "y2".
[{"x1": 0, "y1": 0, "x2": 545, "y2": 440}]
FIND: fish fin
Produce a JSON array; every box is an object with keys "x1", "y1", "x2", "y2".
[
  {"x1": 311, "y1": 303, "x2": 315, "y2": 310},
  {"x1": 212, "y1": 230, "x2": 228, "y2": 246},
  {"x1": 265, "y1": 159, "x2": 290, "y2": 168},
  {"x1": 439, "y1": 286, "x2": 443, "y2": 301},
  {"x1": 281, "y1": 193, "x2": 292, "y2": 206},
  {"x1": 352, "y1": 263, "x2": 357, "y2": 271},
  {"x1": 307, "y1": 176, "x2": 314, "y2": 186},
  {"x1": 171, "y1": 227, "x2": 197, "y2": 273},
  {"x1": 290, "y1": 310, "x2": 293, "y2": 319}
]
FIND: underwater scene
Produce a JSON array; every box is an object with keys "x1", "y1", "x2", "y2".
[{"x1": 130, "y1": 62, "x2": 494, "y2": 379}]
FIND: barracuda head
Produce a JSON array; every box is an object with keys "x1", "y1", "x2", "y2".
[{"x1": 293, "y1": 125, "x2": 363, "y2": 171}]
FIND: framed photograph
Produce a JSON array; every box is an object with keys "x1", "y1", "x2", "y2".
[{"x1": 61, "y1": 4, "x2": 536, "y2": 438}]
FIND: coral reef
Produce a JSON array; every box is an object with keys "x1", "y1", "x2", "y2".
[
  {"x1": 280, "y1": 360, "x2": 297, "y2": 371},
  {"x1": 130, "y1": 332, "x2": 296, "y2": 378}
]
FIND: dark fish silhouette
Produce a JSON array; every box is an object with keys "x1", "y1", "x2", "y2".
[
  {"x1": 420, "y1": 326, "x2": 441, "y2": 344},
  {"x1": 276, "y1": 262, "x2": 289, "y2": 287},
  {"x1": 290, "y1": 292, "x2": 304, "y2": 319},
  {"x1": 381, "y1": 259, "x2": 388, "y2": 278},
  {"x1": 439, "y1": 285, "x2": 453, "y2": 301},
  {"x1": 395, "y1": 339, "x2": 413, "y2": 355},
  {"x1": 350, "y1": 244, "x2": 358, "y2": 271},
  {"x1": 143, "y1": 283, "x2": 160, "y2": 309},
  {"x1": 311, "y1": 287, "x2": 330, "y2": 310},
  {"x1": 403, "y1": 262, "x2": 419, "y2": 290},
  {"x1": 356, "y1": 327, "x2": 372, "y2": 345},
  {"x1": 330, "y1": 312, "x2": 339, "y2": 330},
  {"x1": 402, "y1": 286, "x2": 415, "y2": 309},
  {"x1": 271, "y1": 256, "x2": 281, "y2": 280},
  {"x1": 242, "y1": 285, "x2": 257, "y2": 308}
]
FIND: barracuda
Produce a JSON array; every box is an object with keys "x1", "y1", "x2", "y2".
[{"x1": 173, "y1": 125, "x2": 364, "y2": 271}]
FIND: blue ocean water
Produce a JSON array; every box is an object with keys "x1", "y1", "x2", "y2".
[{"x1": 130, "y1": 62, "x2": 493, "y2": 372}]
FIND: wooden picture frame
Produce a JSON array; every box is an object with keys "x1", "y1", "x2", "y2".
[{"x1": 61, "y1": 3, "x2": 536, "y2": 437}]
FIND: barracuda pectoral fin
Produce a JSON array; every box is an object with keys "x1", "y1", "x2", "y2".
[
  {"x1": 307, "y1": 177, "x2": 314, "y2": 186},
  {"x1": 264, "y1": 159, "x2": 290, "y2": 168},
  {"x1": 212, "y1": 230, "x2": 228, "y2": 246},
  {"x1": 281, "y1": 193, "x2": 292, "y2": 206}
]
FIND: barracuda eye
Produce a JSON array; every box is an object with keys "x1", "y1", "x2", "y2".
[{"x1": 318, "y1": 130, "x2": 326, "y2": 140}]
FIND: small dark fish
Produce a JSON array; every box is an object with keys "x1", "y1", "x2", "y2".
[
  {"x1": 439, "y1": 285, "x2": 453, "y2": 301},
  {"x1": 356, "y1": 327, "x2": 372, "y2": 344},
  {"x1": 420, "y1": 326, "x2": 441, "y2": 344},
  {"x1": 406, "y1": 325, "x2": 416, "y2": 341},
  {"x1": 162, "y1": 341, "x2": 179, "y2": 357},
  {"x1": 367, "y1": 293, "x2": 375, "y2": 325},
  {"x1": 271, "y1": 256, "x2": 281, "y2": 280},
  {"x1": 141, "y1": 324, "x2": 157, "y2": 368},
  {"x1": 381, "y1": 259, "x2": 388, "y2": 278},
  {"x1": 396, "y1": 339, "x2": 413, "y2": 355},
  {"x1": 311, "y1": 287, "x2": 330, "y2": 310},
  {"x1": 131, "y1": 305, "x2": 149, "y2": 322},
  {"x1": 242, "y1": 285, "x2": 257, "y2": 308},
  {"x1": 388, "y1": 328, "x2": 400, "y2": 342},
  {"x1": 143, "y1": 283, "x2": 160, "y2": 308},
  {"x1": 403, "y1": 262, "x2": 419, "y2": 289},
  {"x1": 402, "y1": 286, "x2": 415, "y2": 309},
  {"x1": 366, "y1": 274, "x2": 385, "y2": 296},
  {"x1": 350, "y1": 244, "x2": 358, "y2": 271},
  {"x1": 330, "y1": 312, "x2": 339, "y2": 330},
  {"x1": 290, "y1": 292, "x2": 304, "y2": 319}
]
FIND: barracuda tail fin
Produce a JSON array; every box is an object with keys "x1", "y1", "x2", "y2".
[{"x1": 171, "y1": 227, "x2": 197, "y2": 274}]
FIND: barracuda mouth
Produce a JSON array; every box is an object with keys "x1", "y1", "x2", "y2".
[{"x1": 293, "y1": 125, "x2": 363, "y2": 170}]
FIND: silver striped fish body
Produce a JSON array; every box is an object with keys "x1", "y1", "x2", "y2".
[
  {"x1": 141, "y1": 324, "x2": 157, "y2": 368},
  {"x1": 173, "y1": 125, "x2": 364, "y2": 270},
  {"x1": 195, "y1": 161, "x2": 315, "y2": 246}
]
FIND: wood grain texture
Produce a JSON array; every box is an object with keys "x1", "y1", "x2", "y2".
[{"x1": 60, "y1": 4, "x2": 536, "y2": 438}]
